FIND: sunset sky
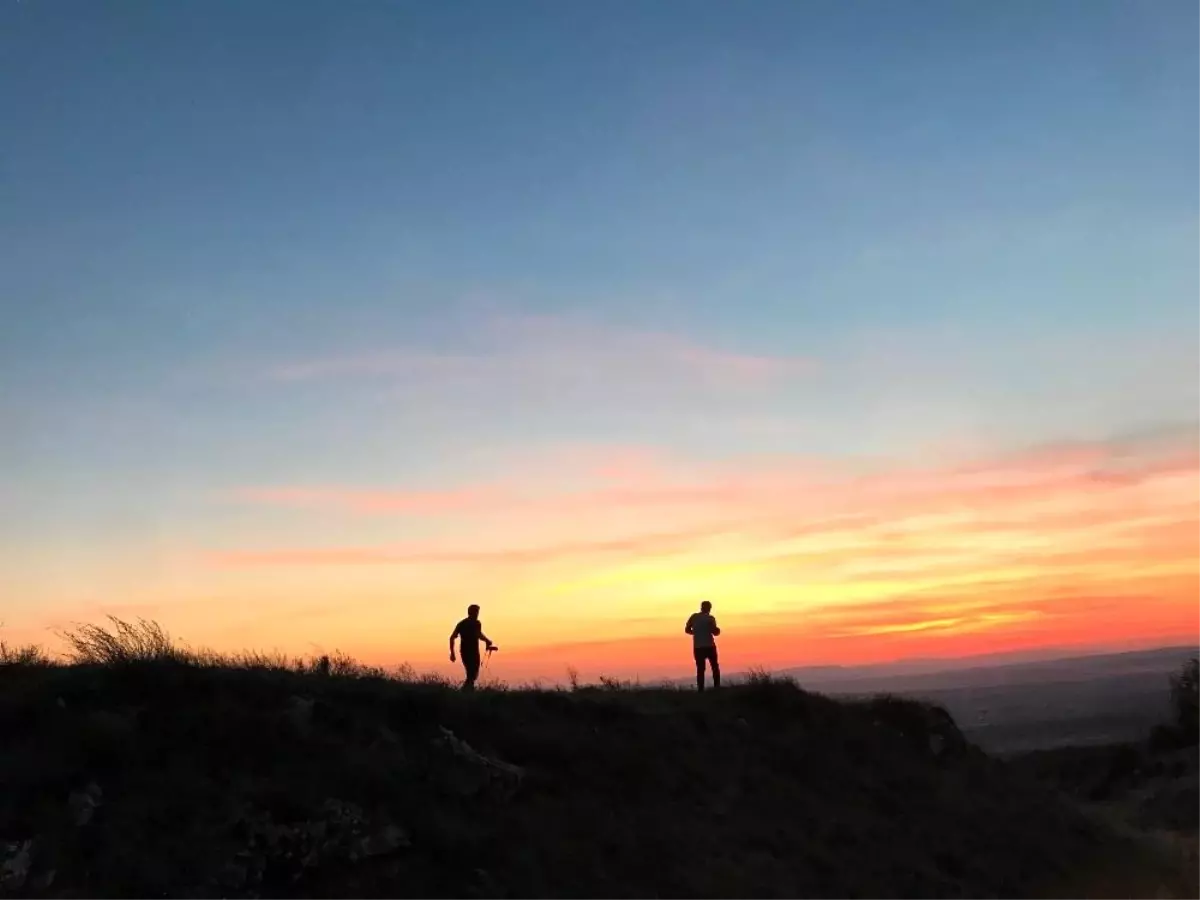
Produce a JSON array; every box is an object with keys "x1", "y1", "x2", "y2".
[{"x1": 2, "y1": 1, "x2": 1197, "y2": 682}]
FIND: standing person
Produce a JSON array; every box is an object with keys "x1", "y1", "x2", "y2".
[
  {"x1": 685, "y1": 601, "x2": 721, "y2": 691},
  {"x1": 449, "y1": 604, "x2": 496, "y2": 691}
]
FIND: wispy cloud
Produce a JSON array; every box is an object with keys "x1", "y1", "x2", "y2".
[
  {"x1": 208, "y1": 527, "x2": 720, "y2": 569},
  {"x1": 229, "y1": 425, "x2": 1198, "y2": 523},
  {"x1": 266, "y1": 312, "x2": 812, "y2": 394},
  {"x1": 231, "y1": 485, "x2": 509, "y2": 515}
]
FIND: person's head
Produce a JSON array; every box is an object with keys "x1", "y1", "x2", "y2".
[
  {"x1": 700, "y1": 601, "x2": 712, "y2": 614},
  {"x1": 467, "y1": 604, "x2": 481, "y2": 619}
]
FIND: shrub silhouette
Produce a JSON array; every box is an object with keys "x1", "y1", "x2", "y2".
[
  {"x1": 1169, "y1": 656, "x2": 1198, "y2": 742},
  {"x1": 58, "y1": 616, "x2": 185, "y2": 665},
  {"x1": 0, "y1": 624, "x2": 52, "y2": 668},
  {"x1": 0, "y1": 640, "x2": 51, "y2": 667}
]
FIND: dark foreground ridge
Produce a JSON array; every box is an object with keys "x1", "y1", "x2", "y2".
[{"x1": 1, "y1": 648, "x2": 1195, "y2": 898}]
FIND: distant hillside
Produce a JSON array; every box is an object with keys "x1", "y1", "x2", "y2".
[
  {"x1": 779, "y1": 646, "x2": 1199, "y2": 693},
  {"x1": 774, "y1": 646, "x2": 1198, "y2": 754},
  {"x1": 1, "y1": 649, "x2": 1195, "y2": 897}
]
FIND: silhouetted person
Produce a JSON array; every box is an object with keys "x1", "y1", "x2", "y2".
[
  {"x1": 449, "y1": 604, "x2": 495, "y2": 691},
  {"x1": 685, "y1": 600, "x2": 721, "y2": 691}
]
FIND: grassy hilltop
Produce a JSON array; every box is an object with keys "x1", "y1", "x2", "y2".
[{"x1": 0, "y1": 620, "x2": 1195, "y2": 899}]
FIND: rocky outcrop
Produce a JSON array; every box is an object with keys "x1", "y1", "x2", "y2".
[{"x1": 433, "y1": 726, "x2": 524, "y2": 802}]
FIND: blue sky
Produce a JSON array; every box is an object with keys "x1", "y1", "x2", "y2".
[{"x1": 1, "y1": 1, "x2": 1197, "y2": 654}]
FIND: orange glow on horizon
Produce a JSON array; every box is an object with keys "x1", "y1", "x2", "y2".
[{"x1": 6, "y1": 432, "x2": 1197, "y2": 681}]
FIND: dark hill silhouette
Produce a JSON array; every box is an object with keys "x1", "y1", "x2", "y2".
[{"x1": 0, "y1": 620, "x2": 1195, "y2": 898}]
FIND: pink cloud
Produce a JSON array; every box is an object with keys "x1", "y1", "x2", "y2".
[
  {"x1": 266, "y1": 312, "x2": 812, "y2": 394},
  {"x1": 229, "y1": 480, "x2": 756, "y2": 519},
  {"x1": 207, "y1": 527, "x2": 720, "y2": 569},
  {"x1": 228, "y1": 432, "x2": 1199, "y2": 533},
  {"x1": 232, "y1": 485, "x2": 510, "y2": 515}
]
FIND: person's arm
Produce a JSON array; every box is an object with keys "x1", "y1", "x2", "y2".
[
  {"x1": 449, "y1": 623, "x2": 460, "y2": 661},
  {"x1": 684, "y1": 613, "x2": 695, "y2": 635},
  {"x1": 711, "y1": 617, "x2": 721, "y2": 637},
  {"x1": 480, "y1": 630, "x2": 494, "y2": 650}
]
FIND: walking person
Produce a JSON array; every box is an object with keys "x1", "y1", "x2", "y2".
[
  {"x1": 685, "y1": 600, "x2": 721, "y2": 691},
  {"x1": 449, "y1": 604, "x2": 496, "y2": 691}
]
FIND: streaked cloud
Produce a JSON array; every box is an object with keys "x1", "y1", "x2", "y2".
[
  {"x1": 208, "y1": 527, "x2": 717, "y2": 569},
  {"x1": 231, "y1": 485, "x2": 508, "y2": 515},
  {"x1": 266, "y1": 312, "x2": 812, "y2": 395},
  {"x1": 229, "y1": 424, "x2": 1197, "y2": 524}
]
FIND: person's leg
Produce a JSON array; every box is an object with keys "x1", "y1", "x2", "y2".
[
  {"x1": 462, "y1": 654, "x2": 480, "y2": 691},
  {"x1": 694, "y1": 647, "x2": 706, "y2": 691},
  {"x1": 709, "y1": 647, "x2": 721, "y2": 688}
]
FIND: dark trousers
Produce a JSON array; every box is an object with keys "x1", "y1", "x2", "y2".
[
  {"x1": 461, "y1": 653, "x2": 480, "y2": 691},
  {"x1": 694, "y1": 645, "x2": 720, "y2": 691}
]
